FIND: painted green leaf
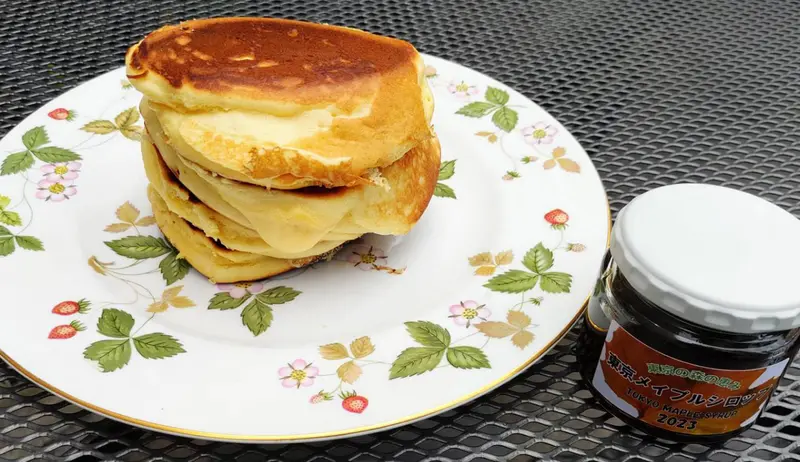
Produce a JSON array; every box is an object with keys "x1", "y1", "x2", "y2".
[
  {"x1": 15, "y1": 236, "x2": 43, "y2": 251},
  {"x1": 105, "y1": 236, "x2": 172, "y2": 259},
  {"x1": 120, "y1": 126, "x2": 143, "y2": 141},
  {"x1": 456, "y1": 102, "x2": 497, "y2": 117},
  {"x1": 81, "y1": 120, "x2": 117, "y2": 134},
  {"x1": 539, "y1": 272, "x2": 573, "y2": 293},
  {"x1": 0, "y1": 237, "x2": 15, "y2": 256},
  {"x1": 159, "y1": 251, "x2": 190, "y2": 285},
  {"x1": 405, "y1": 321, "x2": 451, "y2": 348},
  {"x1": 433, "y1": 183, "x2": 456, "y2": 199},
  {"x1": 133, "y1": 333, "x2": 186, "y2": 359},
  {"x1": 257, "y1": 286, "x2": 301, "y2": 305},
  {"x1": 208, "y1": 292, "x2": 248, "y2": 310},
  {"x1": 492, "y1": 107, "x2": 518, "y2": 132},
  {"x1": 446, "y1": 346, "x2": 491, "y2": 369},
  {"x1": 22, "y1": 126, "x2": 49, "y2": 150},
  {"x1": 484, "y1": 270, "x2": 539, "y2": 293},
  {"x1": 115, "y1": 107, "x2": 140, "y2": 129},
  {"x1": 0, "y1": 195, "x2": 10, "y2": 209},
  {"x1": 84, "y1": 339, "x2": 131, "y2": 372},
  {"x1": 31, "y1": 146, "x2": 81, "y2": 163},
  {"x1": 523, "y1": 243, "x2": 553, "y2": 274},
  {"x1": 485, "y1": 87, "x2": 510, "y2": 105},
  {"x1": 0, "y1": 225, "x2": 11, "y2": 236},
  {"x1": 1, "y1": 151, "x2": 35, "y2": 176},
  {"x1": 241, "y1": 298, "x2": 273, "y2": 336},
  {"x1": 438, "y1": 160, "x2": 456, "y2": 181},
  {"x1": 97, "y1": 308, "x2": 135, "y2": 338},
  {"x1": 389, "y1": 347, "x2": 445, "y2": 379},
  {"x1": 0, "y1": 210, "x2": 22, "y2": 226}
]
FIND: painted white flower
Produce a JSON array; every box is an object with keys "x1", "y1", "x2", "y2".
[
  {"x1": 278, "y1": 359, "x2": 319, "y2": 389},
  {"x1": 35, "y1": 179, "x2": 76, "y2": 202},
  {"x1": 449, "y1": 300, "x2": 491, "y2": 327},
  {"x1": 344, "y1": 244, "x2": 388, "y2": 271},
  {"x1": 447, "y1": 80, "x2": 480, "y2": 99},
  {"x1": 41, "y1": 162, "x2": 80, "y2": 182},
  {"x1": 216, "y1": 282, "x2": 265, "y2": 299},
  {"x1": 522, "y1": 122, "x2": 558, "y2": 145}
]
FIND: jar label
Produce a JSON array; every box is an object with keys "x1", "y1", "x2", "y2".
[{"x1": 592, "y1": 321, "x2": 788, "y2": 435}]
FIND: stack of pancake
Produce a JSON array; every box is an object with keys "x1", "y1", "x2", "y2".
[{"x1": 124, "y1": 17, "x2": 440, "y2": 283}]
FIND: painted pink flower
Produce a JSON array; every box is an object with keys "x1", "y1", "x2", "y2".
[
  {"x1": 41, "y1": 162, "x2": 81, "y2": 182},
  {"x1": 279, "y1": 359, "x2": 319, "y2": 389},
  {"x1": 345, "y1": 244, "x2": 387, "y2": 270},
  {"x1": 216, "y1": 282, "x2": 264, "y2": 299},
  {"x1": 448, "y1": 80, "x2": 480, "y2": 99},
  {"x1": 449, "y1": 300, "x2": 491, "y2": 327},
  {"x1": 35, "y1": 179, "x2": 76, "y2": 202},
  {"x1": 522, "y1": 122, "x2": 558, "y2": 145}
]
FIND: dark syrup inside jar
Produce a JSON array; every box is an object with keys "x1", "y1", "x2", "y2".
[
  {"x1": 577, "y1": 184, "x2": 800, "y2": 443},
  {"x1": 578, "y1": 253, "x2": 800, "y2": 443}
]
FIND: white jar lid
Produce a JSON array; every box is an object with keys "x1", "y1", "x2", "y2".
[{"x1": 610, "y1": 183, "x2": 800, "y2": 334}]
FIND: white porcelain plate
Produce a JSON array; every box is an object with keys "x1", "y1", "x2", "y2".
[{"x1": 0, "y1": 55, "x2": 609, "y2": 443}]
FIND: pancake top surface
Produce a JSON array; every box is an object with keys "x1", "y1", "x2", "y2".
[{"x1": 126, "y1": 17, "x2": 421, "y2": 104}]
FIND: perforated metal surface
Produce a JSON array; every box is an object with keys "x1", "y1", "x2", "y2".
[{"x1": 1, "y1": 0, "x2": 800, "y2": 460}]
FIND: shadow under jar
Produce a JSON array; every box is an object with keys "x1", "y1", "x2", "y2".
[{"x1": 578, "y1": 183, "x2": 800, "y2": 444}]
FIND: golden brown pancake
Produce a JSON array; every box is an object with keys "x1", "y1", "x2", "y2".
[
  {"x1": 141, "y1": 135, "x2": 356, "y2": 259},
  {"x1": 126, "y1": 17, "x2": 434, "y2": 188},
  {"x1": 148, "y1": 186, "x2": 342, "y2": 283},
  {"x1": 145, "y1": 113, "x2": 441, "y2": 254}
]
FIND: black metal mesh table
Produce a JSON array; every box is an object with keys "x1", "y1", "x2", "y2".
[{"x1": 2, "y1": 0, "x2": 800, "y2": 460}]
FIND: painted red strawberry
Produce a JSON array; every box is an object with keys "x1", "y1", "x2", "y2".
[
  {"x1": 340, "y1": 391, "x2": 369, "y2": 413},
  {"x1": 544, "y1": 208, "x2": 569, "y2": 230},
  {"x1": 51, "y1": 299, "x2": 90, "y2": 316},
  {"x1": 47, "y1": 108, "x2": 76, "y2": 121},
  {"x1": 48, "y1": 321, "x2": 85, "y2": 339}
]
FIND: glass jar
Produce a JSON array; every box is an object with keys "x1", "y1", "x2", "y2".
[{"x1": 578, "y1": 184, "x2": 800, "y2": 443}]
